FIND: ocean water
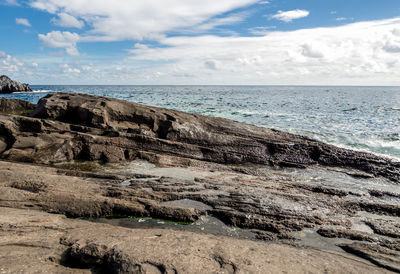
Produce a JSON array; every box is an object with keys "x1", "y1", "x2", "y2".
[{"x1": 2, "y1": 85, "x2": 400, "y2": 161}]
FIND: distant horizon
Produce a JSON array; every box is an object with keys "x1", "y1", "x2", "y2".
[{"x1": 29, "y1": 84, "x2": 400, "y2": 88}]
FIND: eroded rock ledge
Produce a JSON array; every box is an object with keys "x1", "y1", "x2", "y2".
[{"x1": 0, "y1": 92, "x2": 399, "y2": 183}]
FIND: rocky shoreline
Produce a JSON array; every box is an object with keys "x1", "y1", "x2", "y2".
[{"x1": 0, "y1": 92, "x2": 399, "y2": 273}]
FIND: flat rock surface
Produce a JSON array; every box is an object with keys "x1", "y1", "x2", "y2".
[
  {"x1": 0, "y1": 207, "x2": 390, "y2": 273},
  {"x1": 0, "y1": 159, "x2": 399, "y2": 272}
]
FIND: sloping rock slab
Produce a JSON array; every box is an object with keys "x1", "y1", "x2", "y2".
[{"x1": 3, "y1": 92, "x2": 398, "y2": 181}]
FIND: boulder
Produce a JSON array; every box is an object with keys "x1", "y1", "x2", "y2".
[{"x1": 0, "y1": 75, "x2": 32, "y2": 93}]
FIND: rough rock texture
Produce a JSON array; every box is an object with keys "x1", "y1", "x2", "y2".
[
  {"x1": 0, "y1": 92, "x2": 397, "y2": 183},
  {"x1": 0, "y1": 207, "x2": 391, "y2": 273},
  {"x1": 0, "y1": 93, "x2": 399, "y2": 273},
  {"x1": 0, "y1": 158, "x2": 399, "y2": 272},
  {"x1": 0, "y1": 75, "x2": 32, "y2": 93}
]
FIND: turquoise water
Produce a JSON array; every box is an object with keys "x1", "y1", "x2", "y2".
[{"x1": 2, "y1": 85, "x2": 400, "y2": 161}]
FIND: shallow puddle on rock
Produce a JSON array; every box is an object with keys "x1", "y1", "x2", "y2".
[
  {"x1": 160, "y1": 199, "x2": 213, "y2": 210},
  {"x1": 90, "y1": 215, "x2": 256, "y2": 240},
  {"x1": 108, "y1": 160, "x2": 221, "y2": 182},
  {"x1": 293, "y1": 229, "x2": 357, "y2": 252}
]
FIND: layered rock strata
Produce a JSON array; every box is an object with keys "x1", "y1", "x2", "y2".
[
  {"x1": 0, "y1": 92, "x2": 398, "y2": 182},
  {"x1": 0, "y1": 93, "x2": 399, "y2": 273}
]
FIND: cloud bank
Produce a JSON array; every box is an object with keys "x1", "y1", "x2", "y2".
[
  {"x1": 10, "y1": 1, "x2": 400, "y2": 85},
  {"x1": 32, "y1": 0, "x2": 257, "y2": 40},
  {"x1": 126, "y1": 18, "x2": 400, "y2": 85}
]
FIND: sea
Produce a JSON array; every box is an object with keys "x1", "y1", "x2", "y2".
[{"x1": 2, "y1": 85, "x2": 400, "y2": 161}]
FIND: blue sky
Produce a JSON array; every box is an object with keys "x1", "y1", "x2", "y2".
[{"x1": 1, "y1": 0, "x2": 400, "y2": 85}]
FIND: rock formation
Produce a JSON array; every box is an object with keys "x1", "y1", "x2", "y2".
[
  {"x1": 0, "y1": 93, "x2": 399, "y2": 273},
  {"x1": 0, "y1": 92, "x2": 397, "y2": 182},
  {"x1": 0, "y1": 75, "x2": 32, "y2": 93}
]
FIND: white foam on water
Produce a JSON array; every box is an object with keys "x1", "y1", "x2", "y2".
[{"x1": 13, "y1": 90, "x2": 53, "y2": 94}]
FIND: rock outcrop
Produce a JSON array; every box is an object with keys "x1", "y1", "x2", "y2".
[
  {"x1": 0, "y1": 93, "x2": 399, "y2": 273},
  {"x1": 0, "y1": 92, "x2": 397, "y2": 182},
  {"x1": 0, "y1": 75, "x2": 32, "y2": 93}
]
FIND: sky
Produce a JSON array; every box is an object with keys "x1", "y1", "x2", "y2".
[{"x1": 1, "y1": 0, "x2": 400, "y2": 85}]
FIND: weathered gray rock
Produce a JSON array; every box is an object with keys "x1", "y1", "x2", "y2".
[{"x1": 0, "y1": 75, "x2": 32, "y2": 93}]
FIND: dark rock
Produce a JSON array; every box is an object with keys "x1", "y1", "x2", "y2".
[
  {"x1": 0, "y1": 97, "x2": 35, "y2": 115},
  {"x1": 317, "y1": 227, "x2": 376, "y2": 242},
  {"x1": 339, "y1": 242, "x2": 400, "y2": 273},
  {"x1": 1, "y1": 92, "x2": 393, "y2": 183},
  {"x1": 365, "y1": 220, "x2": 400, "y2": 239},
  {"x1": 0, "y1": 75, "x2": 32, "y2": 93}
]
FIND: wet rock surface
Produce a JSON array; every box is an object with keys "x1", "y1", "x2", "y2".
[
  {"x1": 0, "y1": 75, "x2": 32, "y2": 93},
  {"x1": 0, "y1": 93, "x2": 399, "y2": 273}
]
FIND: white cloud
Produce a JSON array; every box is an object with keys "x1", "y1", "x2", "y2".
[
  {"x1": 126, "y1": 17, "x2": 400, "y2": 85},
  {"x1": 336, "y1": 17, "x2": 354, "y2": 22},
  {"x1": 16, "y1": 18, "x2": 31, "y2": 27},
  {"x1": 30, "y1": 0, "x2": 258, "y2": 41},
  {"x1": 60, "y1": 63, "x2": 80, "y2": 74},
  {"x1": 51, "y1": 13, "x2": 84, "y2": 29},
  {"x1": 38, "y1": 31, "x2": 80, "y2": 56},
  {"x1": 195, "y1": 12, "x2": 247, "y2": 31},
  {"x1": 383, "y1": 40, "x2": 400, "y2": 53},
  {"x1": 392, "y1": 29, "x2": 400, "y2": 36},
  {"x1": 301, "y1": 43, "x2": 324, "y2": 58},
  {"x1": 271, "y1": 9, "x2": 309, "y2": 22},
  {"x1": 0, "y1": 51, "x2": 24, "y2": 73}
]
